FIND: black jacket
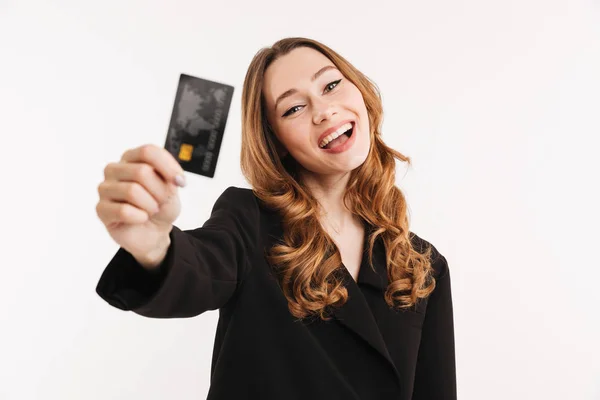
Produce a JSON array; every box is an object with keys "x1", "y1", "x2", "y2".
[{"x1": 96, "y1": 186, "x2": 456, "y2": 399}]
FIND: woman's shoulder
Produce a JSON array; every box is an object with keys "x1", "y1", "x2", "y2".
[
  {"x1": 212, "y1": 185, "x2": 280, "y2": 223},
  {"x1": 216, "y1": 185, "x2": 254, "y2": 198},
  {"x1": 217, "y1": 185, "x2": 281, "y2": 215},
  {"x1": 213, "y1": 186, "x2": 257, "y2": 209},
  {"x1": 408, "y1": 231, "x2": 449, "y2": 279},
  {"x1": 207, "y1": 186, "x2": 264, "y2": 223}
]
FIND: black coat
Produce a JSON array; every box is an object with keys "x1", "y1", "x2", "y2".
[{"x1": 96, "y1": 186, "x2": 456, "y2": 399}]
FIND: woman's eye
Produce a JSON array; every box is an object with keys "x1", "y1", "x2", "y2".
[
  {"x1": 283, "y1": 105, "x2": 302, "y2": 117},
  {"x1": 324, "y1": 79, "x2": 342, "y2": 93},
  {"x1": 281, "y1": 79, "x2": 342, "y2": 117}
]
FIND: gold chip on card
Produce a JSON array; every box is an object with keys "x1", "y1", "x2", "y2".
[{"x1": 178, "y1": 143, "x2": 193, "y2": 161}]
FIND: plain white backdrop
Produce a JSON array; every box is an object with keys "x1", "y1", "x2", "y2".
[{"x1": 1, "y1": 0, "x2": 599, "y2": 399}]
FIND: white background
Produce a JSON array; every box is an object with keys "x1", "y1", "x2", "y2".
[{"x1": 1, "y1": 0, "x2": 599, "y2": 399}]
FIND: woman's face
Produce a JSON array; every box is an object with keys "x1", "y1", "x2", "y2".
[{"x1": 263, "y1": 47, "x2": 370, "y2": 177}]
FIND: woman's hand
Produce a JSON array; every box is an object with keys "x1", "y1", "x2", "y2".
[{"x1": 96, "y1": 144, "x2": 186, "y2": 268}]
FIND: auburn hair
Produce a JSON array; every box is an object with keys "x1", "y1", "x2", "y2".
[{"x1": 240, "y1": 37, "x2": 435, "y2": 320}]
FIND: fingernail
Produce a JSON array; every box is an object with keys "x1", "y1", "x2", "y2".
[{"x1": 175, "y1": 174, "x2": 186, "y2": 187}]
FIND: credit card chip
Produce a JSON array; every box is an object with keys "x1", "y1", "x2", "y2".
[{"x1": 178, "y1": 143, "x2": 193, "y2": 162}]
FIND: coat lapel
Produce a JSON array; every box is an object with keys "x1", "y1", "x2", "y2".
[
  {"x1": 263, "y1": 211, "x2": 401, "y2": 385},
  {"x1": 331, "y1": 228, "x2": 402, "y2": 385}
]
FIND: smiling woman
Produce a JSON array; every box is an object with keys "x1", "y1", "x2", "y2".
[
  {"x1": 259, "y1": 46, "x2": 371, "y2": 175},
  {"x1": 96, "y1": 36, "x2": 456, "y2": 400},
  {"x1": 241, "y1": 40, "x2": 440, "y2": 321}
]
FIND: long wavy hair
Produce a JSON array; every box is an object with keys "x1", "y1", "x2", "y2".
[{"x1": 240, "y1": 37, "x2": 435, "y2": 320}]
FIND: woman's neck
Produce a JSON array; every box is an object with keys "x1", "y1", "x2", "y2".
[{"x1": 300, "y1": 170, "x2": 355, "y2": 233}]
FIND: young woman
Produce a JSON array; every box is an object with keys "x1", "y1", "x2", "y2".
[{"x1": 95, "y1": 37, "x2": 457, "y2": 400}]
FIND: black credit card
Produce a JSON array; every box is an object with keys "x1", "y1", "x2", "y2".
[{"x1": 164, "y1": 74, "x2": 234, "y2": 178}]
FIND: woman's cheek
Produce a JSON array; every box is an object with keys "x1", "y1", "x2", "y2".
[{"x1": 350, "y1": 87, "x2": 366, "y2": 107}]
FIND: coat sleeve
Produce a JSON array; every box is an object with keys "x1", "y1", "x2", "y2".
[
  {"x1": 411, "y1": 249, "x2": 457, "y2": 400},
  {"x1": 95, "y1": 186, "x2": 260, "y2": 318}
]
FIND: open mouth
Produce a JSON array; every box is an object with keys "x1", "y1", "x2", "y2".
[
  {"x1": 320, "y1": 122, "x2": 354, "y2": 150},
  {"x1": 343, "y1": 125, "x2": 354, "y2": 137}
]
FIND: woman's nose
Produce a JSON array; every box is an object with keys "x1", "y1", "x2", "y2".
[{"x1": 312, "y1": 101, "x2": 336, "y2": 125}]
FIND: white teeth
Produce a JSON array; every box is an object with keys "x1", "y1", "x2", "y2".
[{"x1": 319, "y1": 122, "x2": 353, "y2": 148}]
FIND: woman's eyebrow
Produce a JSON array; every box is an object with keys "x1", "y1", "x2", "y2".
[{"x1": 273, "y1": 65, "x2": 338, "y2": 110}]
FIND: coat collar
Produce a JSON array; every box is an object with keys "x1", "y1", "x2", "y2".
[
  {"x1": 331, "y1": 226, "x2": 402, "y2": 386},
  {"x1": 354, "y1": 225, "x2": 388, "y2": 291},
  {"x1": 264, "y1": 214, "x2": 402, "y2": 387}
]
